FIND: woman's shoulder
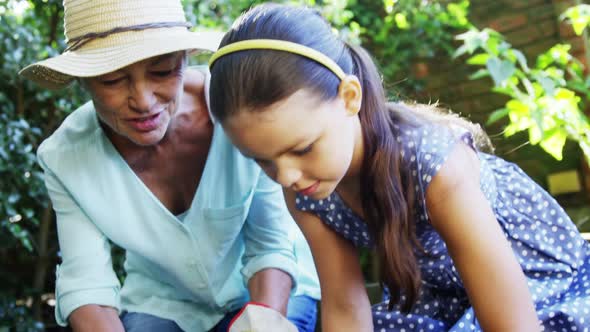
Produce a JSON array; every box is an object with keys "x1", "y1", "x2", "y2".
[
  {"x1": 37, "y1": 102, "x2": 107, "y2": 173},
  {"x1": 177, "y1": 66, "x2": 212, "y2": 127},
  {"x1": 183, "y1": 66, "x2": 208, "y2": 94},
  {"x1": 38, "y1": 102, "x2": 102, "y2": 155}
]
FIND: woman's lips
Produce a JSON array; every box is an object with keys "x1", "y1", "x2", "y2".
[
  {"x1": 127, "y1": 112, "x2": 162, "y2": 132},
  {"x1": 299, "y1": 181, "x2": 320, "y2": 196}
]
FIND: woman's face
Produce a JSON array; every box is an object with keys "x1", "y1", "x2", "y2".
[
  {"x1": 223, "y1": 88, "x2": 363, "y2": 200},
  {"x1": 82, "y1": 52, "x2": 186, "y2": 146}
]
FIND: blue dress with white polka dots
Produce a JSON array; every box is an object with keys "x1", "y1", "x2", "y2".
[{"x1": 295, "y1": 123, "x2": 590, "y2": 332}]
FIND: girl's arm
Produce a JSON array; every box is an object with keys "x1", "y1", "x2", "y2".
[
  {"x1": 284, "y1": 190, "x2": 373, "y2": 332},
  {"x1": 426, "y1": 143, "x2": 539, "y2": 331}
]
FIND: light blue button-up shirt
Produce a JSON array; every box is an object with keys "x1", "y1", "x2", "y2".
[{"x1": 37, "y1": 97, "x2": 319, "y2": 330}]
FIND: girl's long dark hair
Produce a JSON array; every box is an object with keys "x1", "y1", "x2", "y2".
[{"x1": 209, "y1": 3, "x2": 492, "y2": 312}]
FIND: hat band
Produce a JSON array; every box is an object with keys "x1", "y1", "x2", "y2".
[
  {"x1": 208, "y1": 39, "x2": 346, "y2": 80},
  {"x1": 65, "y1": 21, "x2": 192, "y2": 52}
]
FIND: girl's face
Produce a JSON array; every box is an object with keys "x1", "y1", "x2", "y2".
[
  {"x1": 82, "y1": 52, "x2": 186, "y2": 147},
  {"x1": 223, "y1": 88, "x2": 363, "y2": 200}
]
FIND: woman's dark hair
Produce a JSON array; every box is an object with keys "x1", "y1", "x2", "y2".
[{"x1": 209, "y1": 3, "x2": 491, "y2": 312}]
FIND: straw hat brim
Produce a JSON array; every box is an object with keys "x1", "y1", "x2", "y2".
[{"x1": 19, "y1": 30, "x2": 223, "y2": 90}]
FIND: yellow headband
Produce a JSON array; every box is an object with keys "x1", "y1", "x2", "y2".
[{"x1": 208, "y1": 39, "x2": 346, "y2": 80}]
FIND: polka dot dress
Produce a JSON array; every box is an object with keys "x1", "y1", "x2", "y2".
[{"x1": 295, "y1": 124, "x2": 590, "y2": 331}]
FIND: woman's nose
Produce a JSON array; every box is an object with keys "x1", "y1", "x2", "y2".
[{"x1": 128, "y1": 80, "x2": 155, "y2": 112}]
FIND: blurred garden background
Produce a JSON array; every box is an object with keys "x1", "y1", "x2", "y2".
[{"x1": 1, "y1": 0, "x2": 590, "y2": 330}]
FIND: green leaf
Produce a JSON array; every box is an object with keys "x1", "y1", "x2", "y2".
[
  {"x1": 394, "y1": 13, "x2": 409, "y2": 29},
  {"x1": 511, "y1": 49, "x2": 529, "y2": 72},
  {"x1": 504, "y1": 122, "x2": 521, "y2": 137},
  {"x1": 466, "y1": 53, "x2": 490, "y2": 65},
  {"x1": 540, "y1": 130, "x2": 568, "y2": 160},
  {"x1": 493, "y1": 84, "x2": 519, "y2": 98},
  {"x1": 555, "y1": 87, "x2": 578, "y2": 100},
  {"x1": 455, "y1": 29, "x2": 487, "y2": 54},
  {"x1": 486, "y1": 57, "x2": 516, "y2": 86},
  {"x1": 21, "y1": 237, "x2": 33, "y2": 252},
  {"x1": 486, "y1": 108, "x2": 509, "y2": 125},
  {"x1": 537, "y1": 75, "x2": 556, "y2": 96},
  {"x1": 7, "y1": 193, "x2": 20, "y2": 204},
  {"x1": 528, "y1": 125, "x2": 543, "y2": 144},
  {"x1": 469, "y1": 68, "x2": 490, "y2": 80},
  {"x1": 453, "y1": 44, "x2": 470, "y2": 58},
  {"x1": 447, "y1": 2, "x2": 470, "y2": 27},
  {"x1": 561, "y1": 4, "x2": 590, "y2": 35},
  {"x1": 506, "y1": 99, "x2": 529, "y2": 115}
]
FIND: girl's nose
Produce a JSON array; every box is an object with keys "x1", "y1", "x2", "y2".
[{"x1": 275, "y1": 166, "x2": 302, "y2": 189}]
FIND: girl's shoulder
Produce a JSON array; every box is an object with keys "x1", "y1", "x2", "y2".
[
  {"x1": 395, "y1": 123, "x2": 476, "y2": 163},
  {"x1": 395, "y1": 122, "x2": 478, "y2": 199}
]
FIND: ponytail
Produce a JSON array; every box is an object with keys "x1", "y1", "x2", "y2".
[{"x1": 347, "y1": 44, "x2": 421, "y2": 312}]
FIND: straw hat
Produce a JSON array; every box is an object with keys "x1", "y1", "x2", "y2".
[{"x1": 19, "y1": 0, "x2": 223, "y2": 90}]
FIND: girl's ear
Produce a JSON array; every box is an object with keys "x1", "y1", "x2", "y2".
[{"x1": 338, "y1": 75, "x2": 362, "y2": 116}]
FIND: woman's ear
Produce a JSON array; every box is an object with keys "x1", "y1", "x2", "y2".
[{"x1": 338, "y1": 75, "x2": 362, "y2": 116}]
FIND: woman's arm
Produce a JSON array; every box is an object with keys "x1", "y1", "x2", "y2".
[
  {"x1": 38, "y1": 152, "x2": 122, "y2": 328},
  {"x1": 284, "y1": 190, "x2": 373, "y2": 332},
  {"x1": 69, "y1": 305, "x2": 124, "y2": 332},
  {"x1": 240, "y1": 171, "x2": 299, "y2": 314},
  {"x1": 426, "y1": 143, "x2": 539, "y2": 331},
  {"x1": 247, "y1": 268, "x2": 292, "y2": 315}
]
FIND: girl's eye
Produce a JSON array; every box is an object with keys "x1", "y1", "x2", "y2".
[
  {"x1": 293, "y1": 144, "x2": 313, "y2": 156},
  {"x1": 254, "y1": 158, "x2": 271, "y2": 167}
]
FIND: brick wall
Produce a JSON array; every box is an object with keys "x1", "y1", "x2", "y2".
[{"x1": 413, "y1": 0, "x2": 588, "y2": 190}]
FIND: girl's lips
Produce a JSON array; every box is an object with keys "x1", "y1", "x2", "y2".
[
  {"x1": 299, "y1": 181, "x2": 320, "y2": 196},
  {"x1": 127, "y1": 112, "x2": 162, "y2": 132}
]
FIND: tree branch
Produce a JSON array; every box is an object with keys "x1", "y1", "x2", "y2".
[{"x1": 32, "y1": 203, "x2": 53, "y2": 322}]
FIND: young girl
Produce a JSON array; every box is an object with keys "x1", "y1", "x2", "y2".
[{"x1": 208, "y1": 3, "x2": 590, "y2": 331}]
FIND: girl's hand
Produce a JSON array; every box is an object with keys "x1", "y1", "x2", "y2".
[{"x1": 284, "y1": 189, "x2": 373, "y2": 332}]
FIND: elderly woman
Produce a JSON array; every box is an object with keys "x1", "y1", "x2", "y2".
[{"x1": 19, "y1": 1, "x2": 319, "y2": 331}]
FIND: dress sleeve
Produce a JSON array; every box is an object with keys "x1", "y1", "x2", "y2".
[
  {"x1": 38, "y1": 150, "x2": 121, "y2": 326},
  {"x1": 239, "y1": 170, "x2": 298, "y2": 290},
  {"x1": 406, "y1": 125, "x2": 478, "y2": 222}
]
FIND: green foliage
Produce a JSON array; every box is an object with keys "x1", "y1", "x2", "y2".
[
  {"x1": 0, "y1": 295, "x2": 44, "y2": 332},
  {"x1": 0, "y1": 0, "x2": 88, "y2": 327},
  {"x1": 183, "y1": 0, "x2": 361, "y2": 42},
  {"x1": 0, "y1": 0, "x2": 86, "y2": 251},
  {"x1": 347, "y1": 0, "x2": 471, "y2": 98},
  {"x1": 456, "y1": 27, "x2": 590, "y2": 162},
  {"x1": 185, "y1": 0, "x2": 471, "y2": 97},
  {"x1": 561, "y1": 4, "x2": 590, "y2": 36}
]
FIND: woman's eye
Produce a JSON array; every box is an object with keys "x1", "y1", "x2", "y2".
[
  {"x1": 152, "y1": 70, "x2": 173, "y2": 77},
  {"x1": 101, "y1": 78, "x2": 123, "y2": 86},
  {"x1": 293, "y1": 144, "x2": 313, "y2": 156}
]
